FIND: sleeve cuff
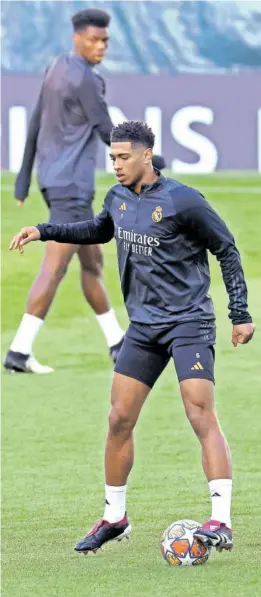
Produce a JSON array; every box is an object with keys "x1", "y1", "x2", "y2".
[
  {"x1": 230, "y1": 313, "x2": 252, "y2": 325},
  {"x1": 36, "y1": 224, "x2": 46, "y2": 241}
]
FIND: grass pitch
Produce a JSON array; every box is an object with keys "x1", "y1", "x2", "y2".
[{"x1": 2, "y1": 171, "x2": 261, "y2": 597}]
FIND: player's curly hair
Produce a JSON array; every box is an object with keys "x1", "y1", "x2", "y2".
[
  {"x1": 111, "y1": 121, "x2": 155, "y2": 148},
  {"x1": 72, "y1": 8, "x2": 110, "y2": 31}
]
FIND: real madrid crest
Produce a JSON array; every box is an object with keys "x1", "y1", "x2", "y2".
[{"x1": 152, "y1": 206, "x2": 162, "y2": 223}]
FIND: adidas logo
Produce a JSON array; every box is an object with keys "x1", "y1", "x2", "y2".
[
  {"x1": 119, "y1": 202, "x2": 127, "y2": 211},
  {"x1": 191, "y1": 361, "x2": 204, "y2": 371}
]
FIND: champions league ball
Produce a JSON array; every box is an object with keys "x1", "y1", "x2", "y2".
[{"x1": 161, "y1": 519, "x2": 212, "y2": 567}]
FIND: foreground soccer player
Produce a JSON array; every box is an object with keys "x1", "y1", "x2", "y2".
[{"x1": 9, "y1": 121, "x2": 254, "y2": 553}]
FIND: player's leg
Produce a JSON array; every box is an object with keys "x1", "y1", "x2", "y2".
[
  {"x1": 27, "y1": 241, "x2": 77, "y2": 318},
  {"x1": 74, "y1": 323, "x2": 169, "y2": 554},
  {"x1": 4, "y1": 241, "x2": 77, "y2": 373},
  {"x1": 173, "y1": 340, "x2": 233, "y2": 551},
  {"x1": 105, "y1": 372, "x2": 150, "y2": 488},
  {"x1": 75, "y1": 373, "x2": 150, "y2": 554},
  {"x1": 77, "y1": 244, "x2": 124, "y2": 362}
]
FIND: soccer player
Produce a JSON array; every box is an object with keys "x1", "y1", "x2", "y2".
[
  {"x1": 4, "y1": 9, "x2": 166, "y2": 373},
  {"x1": 9, "y1": 121, "x2": 254, "y2": 553}
]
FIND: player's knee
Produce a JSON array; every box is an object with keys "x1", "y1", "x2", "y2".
[
  {"x1": 42, "y1": 261, "x2": 68, "y2": 283},
  {"x1": 109, "y1": 406, "x2": 135, "y2": 437},
  {"x1": 181, "y1": 380, "x2": 216, "y2": 439},
  {"x1": 81, "y1": 248, "x2": 104, "y2": 277},
  {"x1": 185, "y1": 403, "x2": 205, "y2": 436},
  {"x1": 85, "y1": 260, "x2": 103, "y2": 277},
  {"x1": 185, "y1": 403, "x2": 216, "y2": 439}
]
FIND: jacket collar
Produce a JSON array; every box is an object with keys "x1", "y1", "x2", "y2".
[
  {"x1": 128, "y1": 169, "x2": 166, "y2": 195},
  {"x1": 140, "y1": 170, "x2": 165, "y2": 193}
]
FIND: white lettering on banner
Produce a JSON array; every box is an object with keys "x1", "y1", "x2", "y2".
[
  {"x1": 7, "y1": 104, "x2": 259, "y2": 173},
  {"x1": 258, "y1": 107, "x2": 261, "y2": 172},
  {"x1": 171, "y1": 106, "x2": 218, "y2": 174},
  {"x1": 9, "y1": 107, "x2": 27, "y2": 173}
]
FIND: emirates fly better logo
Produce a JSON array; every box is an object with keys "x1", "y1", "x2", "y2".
[{"x1": 117, "y1": 227, "x2": 160, "y2": 256}]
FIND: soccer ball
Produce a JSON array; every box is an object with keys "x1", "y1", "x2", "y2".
[{"x1": 161, "y1": 519, "x2": 211, "y2": 567}]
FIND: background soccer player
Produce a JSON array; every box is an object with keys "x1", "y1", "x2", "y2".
[
  {"x1": 4, "y1": 8, "x2": 124, "y2": 372},
  {"x1": 9, "y1": 120, "x2": 255, "y2": 553}
]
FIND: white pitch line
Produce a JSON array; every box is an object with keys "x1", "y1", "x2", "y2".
[{"x1": 1, "y1": 185, "x2": 261, "y2": 194}]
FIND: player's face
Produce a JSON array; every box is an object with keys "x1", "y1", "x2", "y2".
[
  {"x1": 74, "y1": 26, "x2": 109, "y2": 64},
  {"x1": 110, "y1": 142, "x2": 152, "y2": 187}
]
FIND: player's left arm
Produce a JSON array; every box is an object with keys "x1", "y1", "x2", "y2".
[
  {"x1": 178, "y1": 189, "x2": 255, "y2": 347},
  {"x1": 9, "y1": 208, "x2": 115, "y2": 253},
  {"x1": 9, "y1": 188, "x2": 117, "y2": 252},
  {"x1": 37, "y1": 209, "x2": 114, "y2": 245}
]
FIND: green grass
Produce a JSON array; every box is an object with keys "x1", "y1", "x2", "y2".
[{"x1": 2, "y1": 171, "x2": 261, "y2": 597}]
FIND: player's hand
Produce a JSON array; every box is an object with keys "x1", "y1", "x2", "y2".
[
  {"x1": 9, "y1": 226, "x2": 40, "y2": 254},
  {"x1": 16, "y1": 200, "x2": 24, "y2": 207},
  {"x1": 232, "y1": 323, "x2": 255, "y2": 347}
]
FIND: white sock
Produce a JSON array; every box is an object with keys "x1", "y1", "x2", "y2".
[
  {"x1": 96, "y1": 309, "x2": 124, "y2": 348},
  {"x1": 208, "y1": 479, "x2": 232, "y2": 528},
  {"x1": 103, "y1": 484, "x2": 127, "y2": 523},
  {"x1": 10, "y1": 313, "x2": 44, "y2": 355}
]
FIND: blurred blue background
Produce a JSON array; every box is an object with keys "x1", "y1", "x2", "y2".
[{"x1": 2, "y1": 0, "x2": 261, "y2": 74}]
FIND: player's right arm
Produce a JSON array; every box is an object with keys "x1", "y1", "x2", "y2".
[
  {"x1": 9, "y1": 206, "x2": 115, "y2": 254},
  {"x1": 14, "y1": 84, "x2": 44, "y2": 203}
]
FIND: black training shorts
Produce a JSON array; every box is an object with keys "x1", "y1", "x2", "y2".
[
  {"x1": 115, "y1": 320, "x2": 216, "y2": 388},
  {"x1": 42, "y1": 192, "x2": 95, "y2": 224}
]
